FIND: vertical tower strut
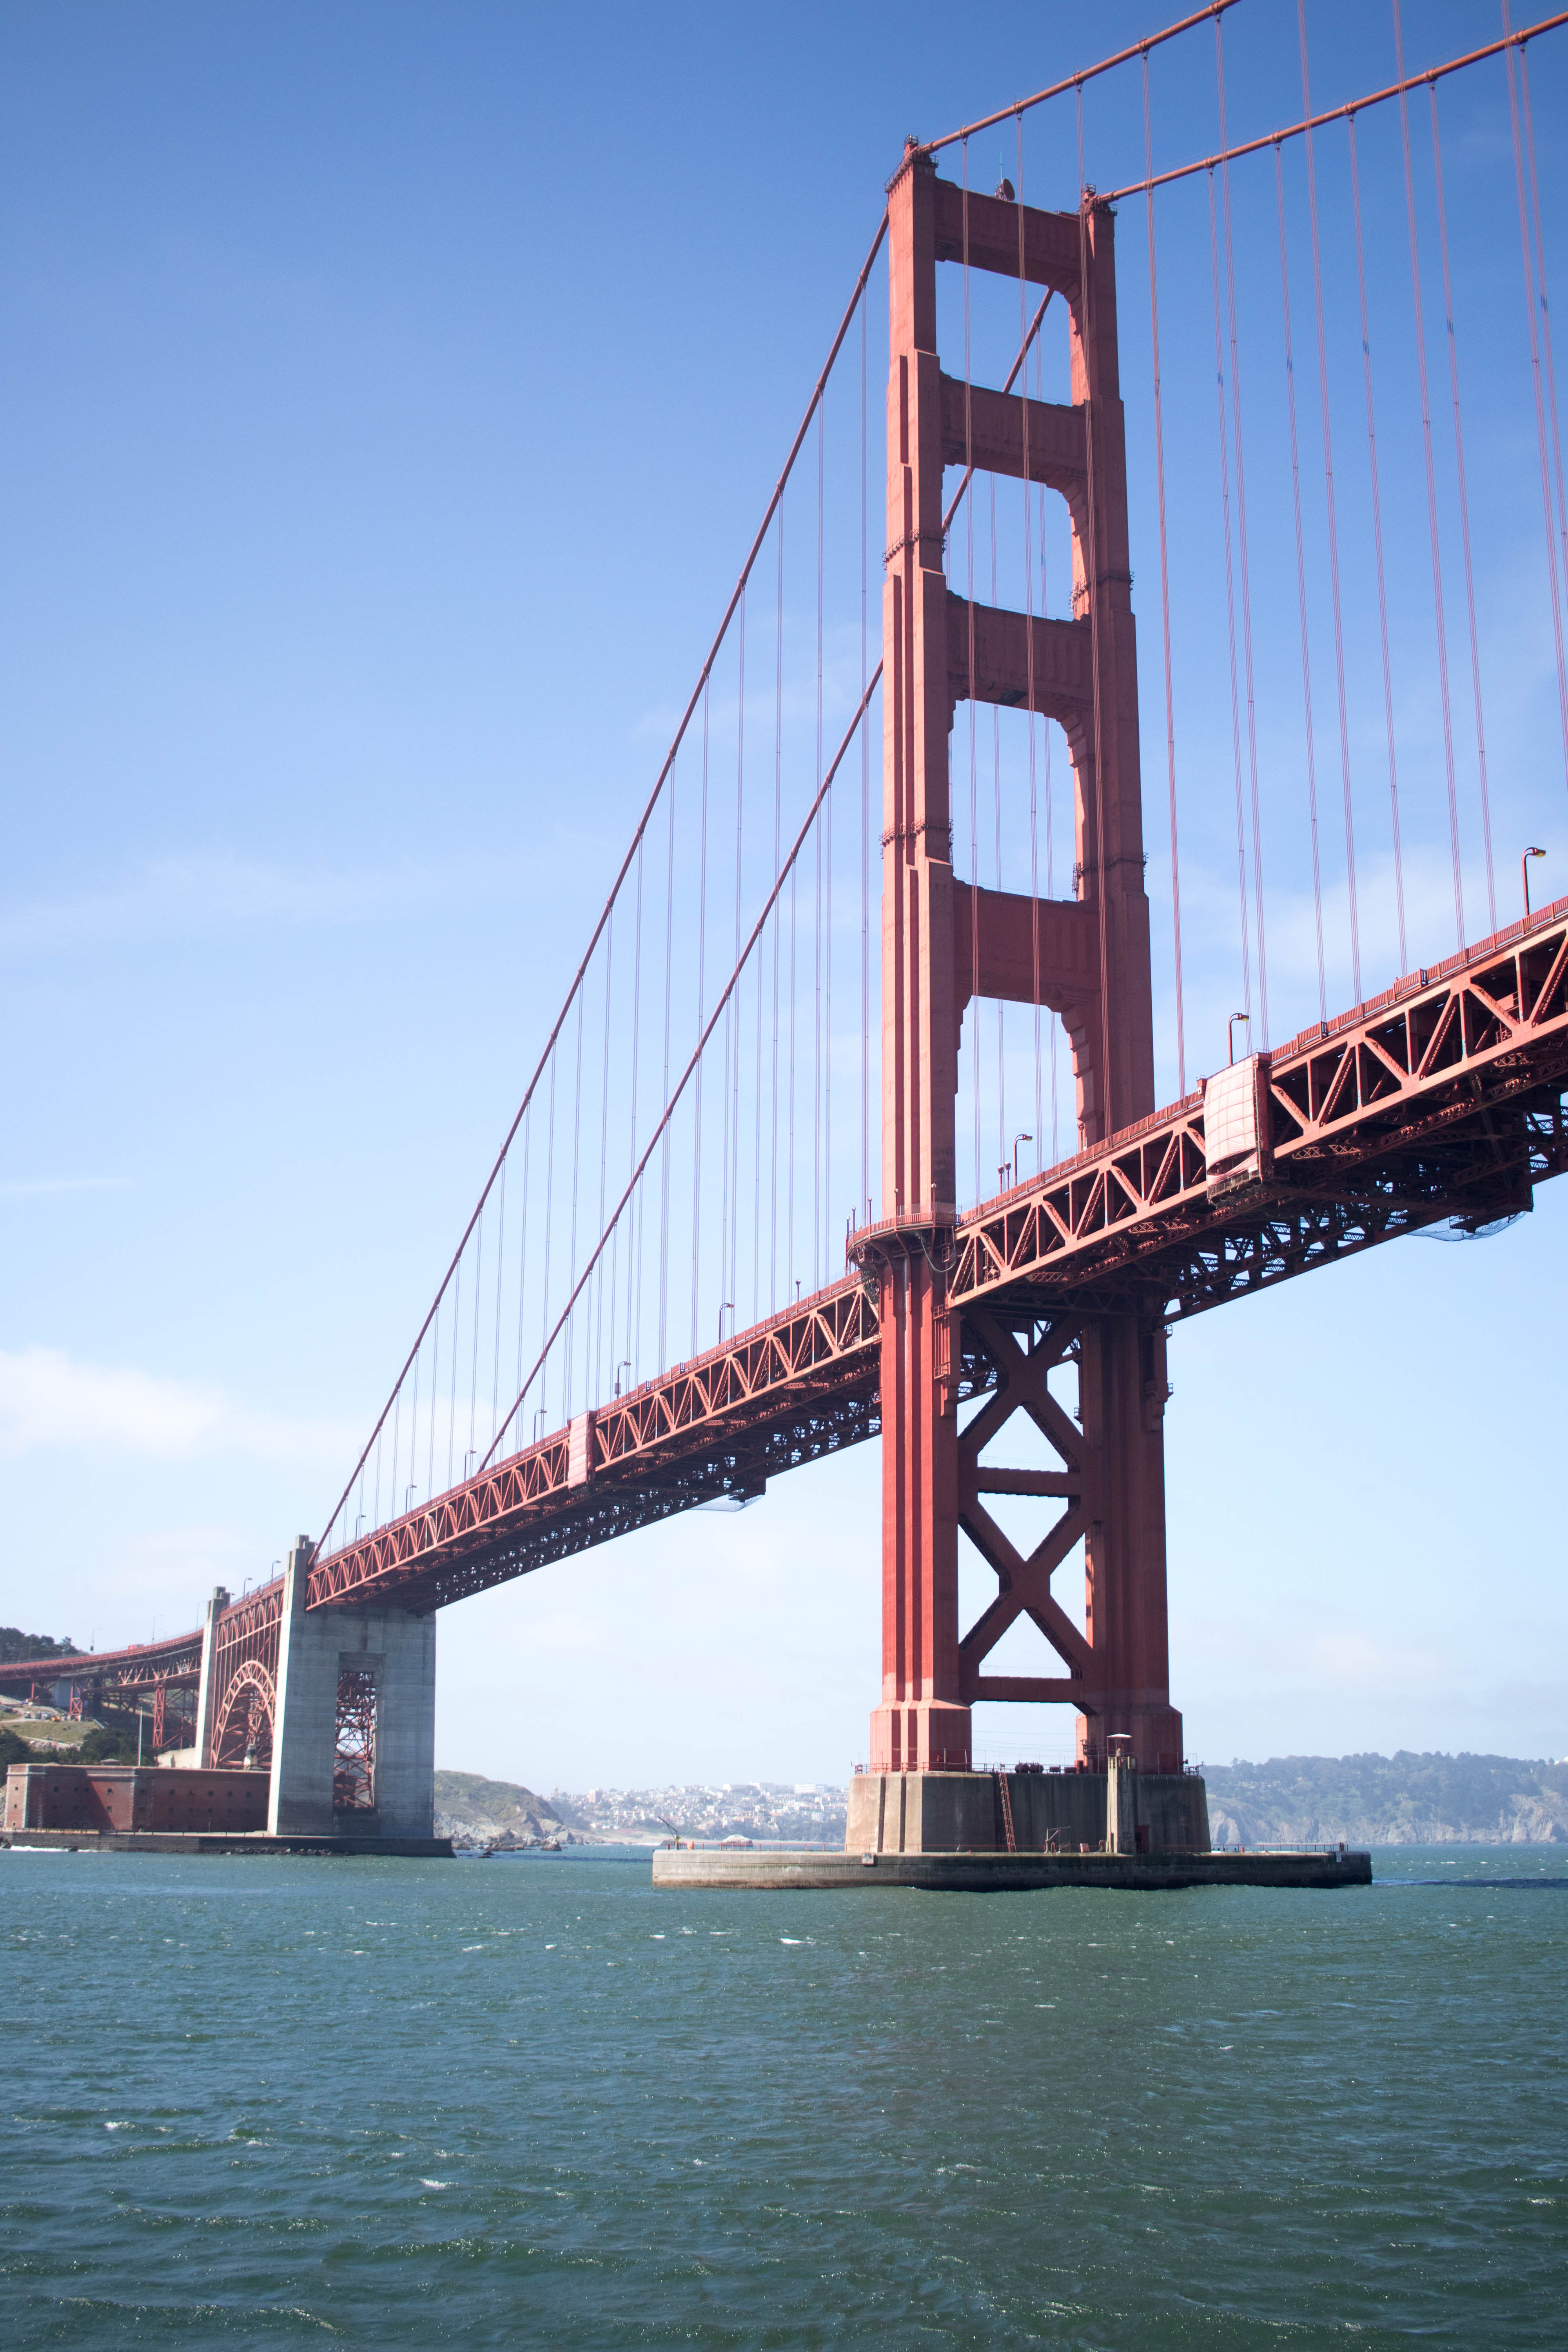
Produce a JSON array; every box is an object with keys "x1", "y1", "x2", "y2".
[{"x1": 869, "y1": 144, "x2": 1183, "y2": 1777}]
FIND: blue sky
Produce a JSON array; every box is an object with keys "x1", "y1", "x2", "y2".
[{"x1": 4, "y1": 0, "x2": 1566, "y2": 1785}]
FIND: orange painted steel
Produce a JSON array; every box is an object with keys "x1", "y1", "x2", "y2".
[
  {"x1": 0, "y1": 1628, "x2": 204, "y2": 1697},
  {"x1": 869, "y1": 151, "x2": 1178, "y2": 1777},
  {"x1": 35, "y1": 903, "x2": 1565, "y2": 1731},
  {"x1": 305, "y1": 1279, "x2": 880, "y2": 1615},
  {"x1": 946, "y1": 897, "x2": 1568, "y2": 1321}
]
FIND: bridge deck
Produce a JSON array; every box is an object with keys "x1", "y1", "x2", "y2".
[{"x1": 17, "y1": 900, "x2": 1563, "y2": 1664}]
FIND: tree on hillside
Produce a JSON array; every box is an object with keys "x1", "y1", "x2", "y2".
[{"x1": 0, "y1": 1628, "x2": 80, "y2": 1664}]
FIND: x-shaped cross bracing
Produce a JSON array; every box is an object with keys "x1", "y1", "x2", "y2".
[{"x1": 956, "y1": 1307, "x2": 1094, "y2": 1705}]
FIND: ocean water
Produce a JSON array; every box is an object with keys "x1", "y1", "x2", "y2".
[{"x1": 2, "y1": 1846, "x2": 1563, "y2": 2348}]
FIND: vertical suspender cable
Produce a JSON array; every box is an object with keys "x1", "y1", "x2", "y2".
[
  {"x1": 815, "y1": 409, "x2": 825, "y2": 1283},
  {"x1": 788, "y1": 759, "x2": 798, "y2": 1288},
  {"x1": 448, "y1": 1251, "x2": 462, "y2": 1486},
  {"x1": 1274, "y1": 140, "x2": 1328, "y2": 1025},
  {"x1": 483, "y1": 667, "x2": 881, "y2": 1468},
  {"x1": 1520, "y1": 38, "x2": 1568, "y2": 660},
  {"x1": 1209, "y1": 166, "x2": 1254, "y2": 1027},
  {"x1": 515, "y1": 1104, "x2": 531, "y2": 1406},
  {"x1": 691, "y1": 682, "x2": 710, "y2": 1354},
  {"x1": 736, "y1": 599, "x2": 748, "y2": 1318},
  {"x1": 964, "y1": 138, "x2": 982, "y2": 1195},
  {"x1": 1036, "y1": 327, "x2": 1058, "y2": 1163},
  {"x1": 1298, "y1": 2, "x2": 1361, "y2": 1003},
  {"x1": 1143, "y1": 51, "x2": 1187, "y2": 1095},
  {"x1": 541, "y1": 1053, "x2": 556, "y2": 1413},
  {"x1": 657, "y1": 786, "x2": 674, "y2": 1368},
  {"x1": 490, "y1": 1159, "x2": 505, "y2": 1451},
  {"x1": 1018, "y1": 113, "x2": 1045, "y2": 1160},
  {"x1": 1348, "y1": 113, "x2": 1408, "y2": 972},
  {"x1": 723, "y1": 598, "x2": 746, "y2": 1324},
  {"x1": 1428, "y1": 83, "x2": 1497, "y2": 931},
  {"x1": 991, "y1": 469, "x2": 1005, "y2": 1171},
  {"x1": 566, "y1": 977, "x2": 585, "y2": 1415},
  {"x1": 1080, "y1": 189, "x2": 1114, "y2": 1140},
  {"x1": 861, "y1": 290, "x2": 871, "y2": 1219},
  {"x1": 752, "y1": 681, "x2": 765, "y2": 1327},
  {"x1": 1217, "y1": 16, "x2": 1269, "y2": 1046},
  {"x1": 468, "y1": 1205, "x2": 483, "y2": 1473},
  {"x1": 773, "y1": 512, "x2": 784, "y2": 1308},
  {"x1": 1505, "y1": 26, "x2": 1568, "y2": 793},
  {"x1": 1394, "y1": 0, "x2": 1466, "y2": 952},
  {"x1": 594, "y1": 909, "x2": 613, "y2": 1406},
  {"x1": 752, "y1": 949, "x2": 763, "y2": 1324},
  {"x1": 626, "y1": 840, "x2": 644, "y2": 1381}
]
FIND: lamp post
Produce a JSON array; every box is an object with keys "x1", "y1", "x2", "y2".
[
  {"x1": 1228, "y1": 1011, "x2": 1251, "y2": 1065},
  {"x1": 718, "y1": 1302, "x2": 733, "y2": 1345},
  {"x1": 1011, "y1": 1131, "x2": 1033, "y2": 1187},
  {"x1": 1523, "y1": 846, "x2": 1546, "y2": 920}
]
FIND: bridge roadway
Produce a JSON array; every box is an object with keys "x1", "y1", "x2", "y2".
[{"x1": 6, "y1": 894, "x2": 1563, "y2": 1699}]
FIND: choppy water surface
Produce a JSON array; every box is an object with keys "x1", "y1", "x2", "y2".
[{"x1": 2, "y1": 1846, "x2": 1563, "y2": 2347}]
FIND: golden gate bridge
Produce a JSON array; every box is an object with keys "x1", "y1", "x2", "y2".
[{"x1": 10, "y1": 2, "x2": 1566, "y2": 1852}]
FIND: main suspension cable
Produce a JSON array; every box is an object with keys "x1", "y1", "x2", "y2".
[
  {"x1": 316, "y1": 214, "x2": 888, "y2": 1552},
  {"x1": 481, "y1": 670, "x2": 884, "y2": 1474}
]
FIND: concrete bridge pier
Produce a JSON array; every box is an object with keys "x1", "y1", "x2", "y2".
[{"x1": 267, "y1": 1538, "x2": 436, "y2": 1840}]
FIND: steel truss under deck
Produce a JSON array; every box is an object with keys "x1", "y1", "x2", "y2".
[{"x1": 18, "y1": 900, "x2": 1564, "y2": 1677}]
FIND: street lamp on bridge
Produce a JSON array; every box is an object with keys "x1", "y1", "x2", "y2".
[{"x1": 1524, "y1": 846, "x2": 1546, "y2": 919}]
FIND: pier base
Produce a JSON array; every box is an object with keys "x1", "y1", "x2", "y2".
[
  {"x1": 844, "y1": 1769, "x2": 1209, "y2": 1856},
  {"x1": 652, "y1": 1846, "x2": 1370, "y2": 1892},
  {"x1": 268, "y1": 1539, "x2": 436, "y2": 1840}
]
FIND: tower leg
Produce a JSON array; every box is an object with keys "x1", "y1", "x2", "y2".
[
  {"x1": 1078, "y1": 1314, "x2": 1183, "y2": 1773},
  {"x1": 869, "y1": 1258, "x2": 969, "y2": 1773}
]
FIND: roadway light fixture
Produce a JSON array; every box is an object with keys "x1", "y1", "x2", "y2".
[
  {"x1": 1524, "y1": 846, "x2": 1546, "y2": 919},
  {"x1": 1012, "y1": 1131, "x2": 1033, "y2": 1186},
  {"x1": 719, "y1": 1301, "x2": 733, "y2": 1343},
  {"x1": 615, "y1": 1359, "x2": 631, "y2": 1398},
  {"x1": 1228, "y1": 1011, "x2": 1251, "y2": 1065}
]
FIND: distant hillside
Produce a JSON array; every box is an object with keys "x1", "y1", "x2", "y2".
[
  {"x1": 434, "y1": 1773, "x2": 847, "y2": 1847},
  {"x1": 437, "y1": 1755, "x2": 1568, "y2": 1852},
  {"x1": 1205, "y1": 1752, "x2": 1568, "y2": 1846},
  {"x1": 433, "y1": 1772, "x2": 570, "y2": 1848}
]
